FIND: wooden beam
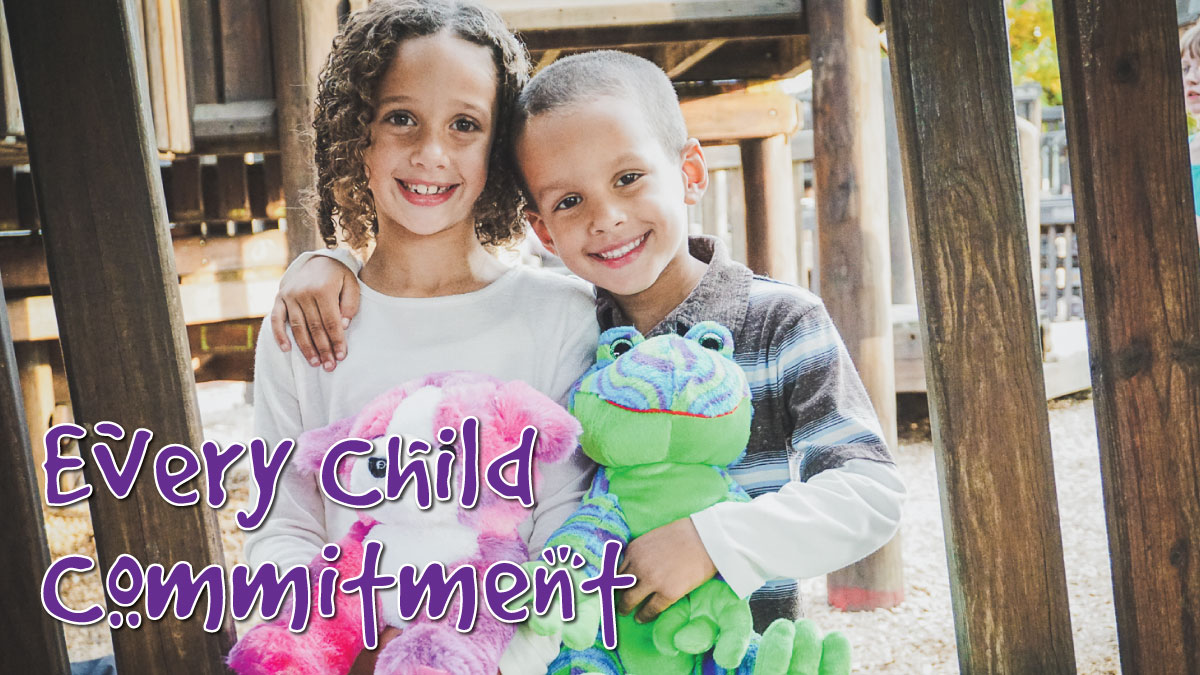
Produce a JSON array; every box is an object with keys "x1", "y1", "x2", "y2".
[
  {"x1": 0, "y1": 279, "x2": 71, "y2": 674},
  {"x1": 216, "y1": 154, "x2": 251, "y2": 221},
  {"x1": 269, "y1": 0, "x2": 340, "y2": 259},
  {"x1": 661, "y1": 39, "x2": 727, "y2": 78},
  {"x1": 517, "y1": 17, "x2": 805, "y2": 52},
  {"x1": 5, "y1": 0, "x2": 235, "y2": 671},
  {"x1": 534, "y1": 48, "x2": 562, "y2": 73},
  {"x1": 217, "y1": 0, "x2": 272, "y2": 102},
  {"x1": 679, "y1": 35, "x2": 809, "y2": 81},
  {"x1": 739, "y1": 134, "x2": 797, "y2": 283},
  {"x1": 1053, "y1": 0, "x2": 1200, "y2": 669},
  {"x1": 884, "y1": 0, "x2": 1075, "y2": 670},
  {"x1": 0, "y1": 2, "x2": 25, "y2": 137},
  {"x1": 681, "y1": 90, "x2": 799, "y2": 144},
  {"x1": 495, "y1": 0, "x2": 803, "y2": 31},
  {"x1": 810, "y1": 0, "x2": 901, "y2": 611}
]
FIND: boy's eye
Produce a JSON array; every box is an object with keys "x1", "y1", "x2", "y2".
[
  {"x1": 554, "y1": 195, "x2": 582, "y2": 211},
  {"x1": 452, "y1": 118, "x2": 481, "y2": 132},
  {"x1": 616, "y1": 172, "x2": 643, "y2": 187}
]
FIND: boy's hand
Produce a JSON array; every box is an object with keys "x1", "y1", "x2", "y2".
[
  {"x1": 617, "y1": 517, "x2": 717, "y2": 623},
  {"x1": 270, "y1": 255, "x2": 360, "y2": 370}
]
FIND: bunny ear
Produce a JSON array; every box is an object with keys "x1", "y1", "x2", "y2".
[{"x1": 496, "y1": 379, "x2": 582, "y2": 465}]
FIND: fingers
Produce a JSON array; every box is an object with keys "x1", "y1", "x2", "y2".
[
  {"x1": 270, "y1": 296, "x2": 292, "y2": 352},
  {"x1": 298, "y1": 296, "x2": 338, "y2": 371},
  {"x1": 285, "y1": 297, "x2": 321, "y2": 366},
  {"x1": 635, "y1": 592, "x2": 675, "y2": 624},
  {"x1": 313, "y1": 291, "x2": 347, "y2": 367},
  {"x1": 340, "y1": 269, "x2": 361, "y2": 323}
]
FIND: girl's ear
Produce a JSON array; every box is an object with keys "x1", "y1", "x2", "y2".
[
  {"x1": 681, "y1": 138, "x2": 708, "y2": 206},
  {"x1": 526, "y1": 210, "x2": 558, "y2": 255}
]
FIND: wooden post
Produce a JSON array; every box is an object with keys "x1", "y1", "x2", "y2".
[
  {"x1": 740, "y1": 134, "x2": 798, "y2": 283},
  {"x1": 16, "y1": 341, "x2": 55, "y2": 499},
  {"x1": 5, "y1": 1, "x2": 235, "y2": 672},
  {"x1": 0, "y1": 280, "x2": 70, "y2": 675},
  {"x1": 884, "y1": 1, "x2": 1076, "y2": 670},
  {"x1": 809, "y1": 0, "x2": 903, "y2": 610},
  {"x1": 269, "y1": 0, "x2": 340, "y2": 259},
  {"x1": 1053, "y1": 0, "x2": 1200, "y2": 669}
]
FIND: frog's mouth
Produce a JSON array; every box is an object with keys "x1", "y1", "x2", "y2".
[{"x1": 599, "y1": 398, "x2": 742, "y2": 419}]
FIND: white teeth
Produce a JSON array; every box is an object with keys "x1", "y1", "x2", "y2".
[
  {"x1": 402, "y1": 181, "x2": 452, "y2": 195},
  {"x1": 597, "y1": 234, "x2": 646, "y2": 260}
]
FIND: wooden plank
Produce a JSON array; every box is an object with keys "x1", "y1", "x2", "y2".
[
  {"x1": 495, "y1": 0, "x2": 803, "y2": 31},
  {"x1": 534, "y1": 48, "x2": 562, "y2": 73},
  {"x1": 192, "y1": 99, "x2": 276, "y2": 150},
  {"x1": 0, "y1": 2, "x2": 24, "y2": 137},
  {"x1": 739, "y1": 134, "x2": 796, "y2": 283},
  {"x1": 216, "y1": 154, "x2": 250, "y2": 221},
  {"x1": 681, "y1": 90, "x2": 799, "y2": 144},
  {"x1": 810, "y1": 0, "x2": 901, "y2": 611},
  {"x1": 14, "y1": 169, "x2": 38, "y2": 231},
  {"x1": 661, "y1": 39, "x2": 727, "y2": 78},
  {"x1": 518, "y1": 17, "x2": 804, "y2": 52},
  {"x1": 262, "y1": 152, "x2": 287, "y2": 220},
  {"x1": 171, "y1": 229, "x2": 289, "y2": 276},
  {"x1": 16, "y1": 340, "x2": 53, "y2": 498},
  {"x1": 883, "y1": 0, "x2": 1076, "y2": 670},
  {"x1": 269, "y1": 0, "x2": 341, "y2": 258},
  {"x1": 180, "y1": 0, "x2": 219, "y2": 106},
  {"x1": 4, "y1": 0, "x2": 236, "y2": 671},
  {"x1": 137, "y1": 0, "x2": 173, "y2": 152},
  {"x1": 1052, "y1": 0, "x2": 1200, "y2": 669},
  {"x1": 159, "y1": 0, "x2": 193, "y2": 152},
  {"x1": 217, "y1": 0, "x2": 273, "y2": 102},
  {"x1": 0, "y1": 166, "x2": 18, "y2": 230},
  {"x1": 679, "y1": 35, "x2": 809, "y2": 81},
  {"x1": 169, "y1": 156, "x2": 204, "y2": 222},
  {"x1": 0, "y1": 278, "x2": 71, "y2": 674}
]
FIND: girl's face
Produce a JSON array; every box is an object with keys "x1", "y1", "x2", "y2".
[
  {"x1": 1184, "y1": 51, "x2": 1200, "y2": 117},
  {"x1": 364, "y1": 31, "x2": 498, "y2": 241}
]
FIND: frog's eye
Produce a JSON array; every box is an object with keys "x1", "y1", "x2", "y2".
[
  {"x1": 698, "y1": 333, "x2": 724, "y2": 351},
  {"x1": 439, "y1": 443, "x2": 455, "y2": 453},
  {"x1": 368, "y1": 457, "x2": 387, "y2": 478},
  {"x1": 611, "y1": 337, "x2": 635, "y2": 357}
]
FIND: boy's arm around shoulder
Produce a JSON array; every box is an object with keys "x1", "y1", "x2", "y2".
[{"x1": 691, "y1": 295, "x2": 906, "y2": 597}]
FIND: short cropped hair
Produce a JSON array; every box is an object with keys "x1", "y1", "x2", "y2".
[
  {"x1": 515, "y1": 50, "x2": 688, "y2": 158},
  {"x1": 1183, "y1": 21, "x2": 1200, "y2": 59}
]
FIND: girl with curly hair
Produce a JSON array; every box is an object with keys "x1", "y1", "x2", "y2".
[{"x1": 246, "y1": 1, "x2": 598, "y2": 672}]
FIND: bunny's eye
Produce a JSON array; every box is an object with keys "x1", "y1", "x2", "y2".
[
  {"x1": 368, "y1": 457, "x2": 387, "y2": 478},
  {"x1": 611, "y1": 338, "x2": 635, "y2": 357}
]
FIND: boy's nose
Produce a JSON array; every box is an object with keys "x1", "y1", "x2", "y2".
[{"x1": 589, "y1": 199, "x2": 626, "y2": 233}]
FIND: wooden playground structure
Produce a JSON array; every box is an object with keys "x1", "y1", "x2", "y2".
[{"x1": 0, "y1": 0, "x2": 1197, "y2": 673}]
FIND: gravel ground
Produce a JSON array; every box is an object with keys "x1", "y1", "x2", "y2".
[{"x1": 50, "y1": 383, "x2": 1121, "y2": 672}]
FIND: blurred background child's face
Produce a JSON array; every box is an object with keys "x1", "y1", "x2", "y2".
[
  {"x1": 363, "y1": 31, "x2": 497, "y2": 242},
  {"x1": 1184, "y1": 52, "x2": 1200, "y2": 117},
  {"x1": 519, "y1": 98, "x2": 702, "y2": 298}
]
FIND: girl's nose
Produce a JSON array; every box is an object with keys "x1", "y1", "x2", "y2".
[{"x1": 410, "y1": 129, "x2": 448, "y2": 170}]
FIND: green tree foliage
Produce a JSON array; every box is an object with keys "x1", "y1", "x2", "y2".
[{"x1": 1008, "y1": 0, "x2": 1062, "y2": 105}]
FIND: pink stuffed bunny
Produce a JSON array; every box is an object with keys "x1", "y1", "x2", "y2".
[{"x1": 228, "y1": 371, "x2": 582, "y2": 675}]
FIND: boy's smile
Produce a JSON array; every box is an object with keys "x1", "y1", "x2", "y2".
[{"x1": 519, "y1": 96, "x2": 709, "y2": 316}]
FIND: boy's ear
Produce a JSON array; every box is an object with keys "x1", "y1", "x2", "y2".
[
  {"x1": 525, "y1": 209, "x2": 558, "y2": 255},
  {"x1": 681, "y1": 138, "x2": 708, "y2": 206}
]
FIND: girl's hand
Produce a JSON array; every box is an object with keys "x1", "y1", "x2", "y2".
[{"x1": 270, "y1": 256, "x2": 360, "y2": 370}]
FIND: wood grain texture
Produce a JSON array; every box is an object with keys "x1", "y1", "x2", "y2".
[
  {"x1": 883, "y1": 1, "x2": 1076, "y2": 670},
  {"x1": 217, "y1": 0, "x2": 272, "y2": 102},
  {"x1": 0, "y1": 281, "x2": 70, "y2": 675},
  {"x1": 809, "y1": 0, "x2": 902, "y2": 610},
  {"x1": 1053, "y1": 0, "x2": 1200, "y2": 670},
  {"x1": 681, "y1": 90, "x2": 800, "y2": 143},
  {"x1": 4, "y1": 0, "x2": 235, "y2": 671},
  {"x1": 739, "y1": 134, "x2": 797, "y2": 283},
  {"x1": 269, "y1": 0, "x2": 340, "y2": 258}
]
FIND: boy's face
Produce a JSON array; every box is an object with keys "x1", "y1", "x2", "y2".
[
  {"x1": 363, "y1": 31, "x2": 497, "y2": 241},
  {"x1": 518, "y1": 97, "x2": 707, "y2": 298},
  {"x1": 1185, "y1": 51, "x2": 1200, "y2": 117}
]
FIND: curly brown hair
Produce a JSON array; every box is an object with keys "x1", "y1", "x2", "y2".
[{"x1": 312, "y1": 0, "x2": 530, "y2": 251}]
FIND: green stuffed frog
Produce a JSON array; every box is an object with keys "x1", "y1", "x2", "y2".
[{"x1": 532, "y1": 321, "x2": 851, "y2": 675}]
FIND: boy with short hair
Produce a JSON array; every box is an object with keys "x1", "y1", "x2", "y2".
[{"x1": 274, "y1": 50, "x2": 904, "y2": 632}]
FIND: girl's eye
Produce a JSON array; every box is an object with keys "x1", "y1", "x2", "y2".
[
  {"x1": 452, "y1": 118, "x2": 481, "y2": 132},
  {"x1": 384, "y1": 111, "x2": 415, "y2": 126},
  {"x1": 554, "y1": 195, "x2": 582, "y2": 211},
  {"x1": 616, "y1": 172, "x2": 643, "y2": 187}
]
